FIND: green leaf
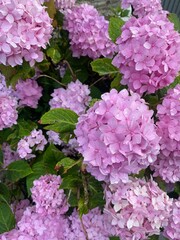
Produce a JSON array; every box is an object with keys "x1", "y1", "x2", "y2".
[
  {"x1": 36, "y1": 59, "x2": 50, "y2": 71},
  {"x1": 88, "y1": 176, "x2": 105, "y2": 209},
  {"x1": 0, "y1": 128, "x2": 13, "y2": 144},
  {"x1": 60, "y1": 174, "x2": 82, "y2": 190},
  {"x1": 6, "y1": 160, "x2": 33, "y2": 182},
  {"x1": 148, "y1": 235, "x2": 160, "y2": 240},
  {"x1": 0, "y1": 183, "x2": 11, "y2": 203},
  {"x1": 26, "y1": 145, "x2": 65, "y2": 195},
  {"x1": 40, "y1": 108, "x2": 78, "y2": 133},
  {"x1": 0, "y1": 148, "x2": 3, "y2": 167},
  {"x1": 0, "y1": 201, "x2": 15, "y2": 234},
  {"x1": 109, "y1": 237, "x2": 120, "y2": 240},
  {"x1": 90, "y1": 86, "x2": 102, "y2": 99},
  {"x1": 66, "y1": 189, "x2": 78, "y2": 207},
  {"x1": 0, "y1": 65, "x2": 16, "y2": 83},
  {"x1": 168, "y1": 13, "x2": 180, "y2": 32},
  {"x1": 132, "y1": 169, "x2": 146, "y2": 179},
  {"x1": 56, "y1": 157, "x2": 81, "y2": 173},
  {"x1": 91, "y1": 58, "x2": 119, "y2": 76},
  {"x1": 109, "y1": 17, "x2": 124, "y2": 42},
  {"x1": 46, "y1": 48, "x2": 62, "y2": 64},
  {"x1": 148, "y1": 235, "x2": 169, "y2": 240},
  {"x1": 54, "y1": 10, "x2": 64, "y2": 26},
  {"x1": 168, "y1": 75, "x2": 180, "y2": 89},
  {"x1": 89, "y1": 98, "x2": 99, "y2": 107},
  {"x1": 7, "y1": 61, "x2": 35, "y2": 87},
  {"x1": 62, "y1": 69, "x2": 72, "y2": 84},
  {"x1": 78, "y1": 197, "x2": 89, "y2": 217},
  {"x1": 111, "y1": 73, "x2": 123, "y2": 91},
  {"x1": 174, "y1": 182, "x2": 180, "y2": 194}
]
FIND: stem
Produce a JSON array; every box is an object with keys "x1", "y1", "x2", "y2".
[
  {"x1": 81, "y1": 172, "x2": 89, "y2": 207},
  {"x1": 37, "y1": 74, "x2": 66, "y2": 87},
  {"x1": 80, "y1": 216, "x2": 89, "y2": 240},
  {"x1": 90, "y1": 76, "x2": 106, "y2": 87},
  {"x1": 63, "y1": 60, "x2": 77, "y2": 81}
]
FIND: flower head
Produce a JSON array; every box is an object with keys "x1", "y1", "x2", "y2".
[
  {"x1": 104, "y1": 178, "x2": 173, "y2": 240},
  {"x1": 2, "y1": 143, "x2": 19, "y2": 168},
  {"x1": 15, "y1": 79, "x2": 42, "y2": 108},
  {"x1": 0, "y1": 0, "x2": 52, "y2": 66},
  {"x1": 112, "y1": 15, "x2": 180, "y2": 94},
  {"x1": 65, "y1": 208, "x2": 115, "y2": 240},
  {"x1": 64, "y1": 3, "x2": 116, "y2": 59},
  {"x1": 31, "y1": 174, "x2": 69, "y2": 215},
  {"x1": 163, "y1": 199, "x2": 180, "y2": 240},
  {"x1": 0, "y1": 74, "x2": 18, "y2": 130},
  {"x1": 17, "y1": 129, "x2": 47, "y2": 159},
  {"x1": 75, "y1": 89, "x2": 160, "y2": 184},
  {"x1": 152, "y1": 85, "x2": 180, "y2": 183},
  {"x1": 55, "y1": 0, "x2": 76, "y2": 12},
  {"x1": 49, "y1": 80, "x2": 91, "y2": 115}
]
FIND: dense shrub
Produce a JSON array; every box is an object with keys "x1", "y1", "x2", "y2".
[{"x1": 0, "y1": 0, "x2": 180, "y2": 239}]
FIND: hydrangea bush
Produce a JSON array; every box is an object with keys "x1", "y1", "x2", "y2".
[{"x1": 0, "y1": 0, "x2": 180, "y2": 240}]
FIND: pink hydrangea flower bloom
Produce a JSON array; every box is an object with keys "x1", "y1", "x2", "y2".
[
  {"x1": 121, "y1": 0, "x2": 163, "y2": 17},
  {"x1": 104, "y1": 178, "x2": 173, "y2": 240},
  {"x1": 63, "y1": 3, "x2": 116, "y2": 59},
  {"x1": 15, "y1": 79, "x2": 42, "y2": 108},
  {"x1": 46, "y1": 130, "x2": 62, "y2": 145},
  {"x1": 31, "y1": 174, "x2": 69, "y2": 215},
  {"x1": 65, "y1": 208, "x2": 115, "y2": 240},
  {"x1": 0, "y1": 74, "x2": 18, "y2": 130},
  {"x1": 112, "y1": 15, "x2": 180, "y2": 94},
  {"x1": 17, "y1": 129, "x2": 47, "y2": 159},
  {"x1": 55, "y1": 0, "x2": 76, "y2": 12},
  {"x1": 12, "y1": 199, "x2": 31, "y2": 222},
  {"x1": 0, "y1": 0, "x2": 52, "y2": 67},
  {"x1": 1, "y1": 212, "x2": 68, "y2": 240},
  {"x1": 75, "y1": 89, "x2": 160, "y2": 184},
  {"x1": 17, "y1": 206, "x2": 68, "y2": 239},
  {"x1": 152, "y1": 85, "x2": 180, "y2": 183},
  {"x1": 49, "y1": 80, "x2": 91, "y2": 115},
  {"x1": 1, "y1": 206, "x2": 68, "y2": 240},
  {"x1": 163, "y1": 199, "x2": 180, "y2": 240},
  {"x1": 0, "y1": 229, "x2": 33, "y2": 240},
  {"x1": 2, "y1": 142, "x2": 19, "y2": 168}
]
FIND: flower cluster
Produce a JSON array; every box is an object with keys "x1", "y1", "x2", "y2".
[
  {"x1": 64, "y1": 208, "x2": 115, "y2": 240},
  {"x1": 121, "y1": 0, "x2": 163, "y2": 17},
  {"x1": 31, "y1": 174, "x2": 69, "y2": 215},
  {"x1": 1, "y1": 174, "x2": 69, "y2": 240},
  {"x1": 17, "y1": 129, "x2": 47, "y2": 159},
  {"x1": 17, "y1": 206, "x2": 68, "y2": 240},
  {"x1": 0, "y1": 74, "x2": 18, "y2": 130},
  {"x1": 55, "y1": 0, "x2": 76, "y2": 12},
  {"x1": 1, "y1": 205, "x2": 69, "y2": 240},
  {"x1": 46, "y1": 130, "x2": 62, "y2": 145},
  {"x1": 0, "y1": 0, "x2": 52, "y2": 67},
  {"x1": 63, "y1": 3, "x2": 116, "y2": 59},
  {"x1": 152, "y1": 85, "x2": 180, "y2": 183},
  {"x1": 75, "y1": 89, "x2": 160, "y2": 184},
  {"x1": 163, "y1": 199, "x2": 180, "y2": 240},
  {"x1": 112, "y1": 14, "x2": 180, "y2": 94},
  {"x1": 104, "y1": 178, "x2": 173, "y2": 240},
  {"x1": 49, "y1": 80, "x2": 91, "y2": 115},
  {"x1": 12, "y1": 199, "x2": 31, "y2": 222},
  {"x1": 1, "y1": 143, "x2": 19, "y2": 168},
  {"x1": 15, "y1": 79, "x2": 42, "y2": 108}
]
